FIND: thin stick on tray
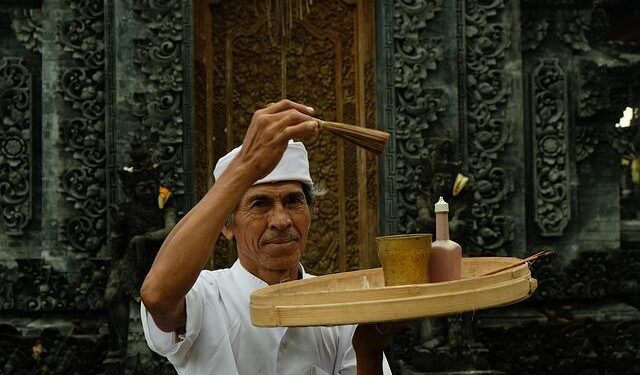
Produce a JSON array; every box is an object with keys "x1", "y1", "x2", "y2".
[
  {"x1": 479, "y1": 249, "x2": 555, "y2": 277},
  {"x1": 316, "y1": 120, "x2": 390, "y2": 155}
]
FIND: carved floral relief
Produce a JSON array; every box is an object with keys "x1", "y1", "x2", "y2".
[
  {"x1": 0, "y1": 57, "x2": 32, "y2": 236},
  {"x1": 465, "y1": 0, "x2": 515, "y2": 252},
  {"x1": 132, "y1": 0, "x2": 188, "y2": 200},
  {"x1": 531, "y1": 59, "x2": 570, "y2": 236},
  {"x1": 392, "y1": 0, "x2": 448, "y2": 234},
  {"x1": 57, "y1": 0, "x2": 107, "y2": 254}
]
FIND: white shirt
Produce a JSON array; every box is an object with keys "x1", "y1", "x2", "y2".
[{"x1": 141, "y1": 261, "x2": 392, "y2": 375}]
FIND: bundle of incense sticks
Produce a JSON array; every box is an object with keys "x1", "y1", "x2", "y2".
[
  {"x1": 480, "y1": 249, "x2": 555, "y2": 276},
  {"x1": 317, "y1": 120, "x2": 390, "y2": 155}
]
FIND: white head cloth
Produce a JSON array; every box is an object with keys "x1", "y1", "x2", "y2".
[{"x1": 213, "y1": 140, "x2": 313, "y2": 187}]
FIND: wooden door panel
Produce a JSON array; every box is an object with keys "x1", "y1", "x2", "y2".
[{"x1": 206, "y1": 1, "x2": 376, "y2": 274}]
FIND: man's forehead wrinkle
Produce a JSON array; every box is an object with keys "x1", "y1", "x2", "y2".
[
  {"x1": 244, "y1": 182, "x2": 303, "y2": 196},
  {"x1": 238, "y1": 183, "x2": 302, "y2": 207}
]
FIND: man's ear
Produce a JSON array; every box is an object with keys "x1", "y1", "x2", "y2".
[{"x1": 221, "y1": 225, "x2": 234, "y2": 240}]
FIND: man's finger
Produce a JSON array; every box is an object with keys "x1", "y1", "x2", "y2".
[
  {"x1": 275, "y1": 109, "x2": 315, "y2": 128},
  {"x1": 258, "y1": 109, "x2": 314, "y2": 133},
  {"x1": 260, "y1": 99, "x2": 315, "y2": 116},
  {"x1": 281, "y1": 120, "x2": 320, "y2": 140}
]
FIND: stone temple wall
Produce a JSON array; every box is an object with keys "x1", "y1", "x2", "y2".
[
  {"x1": 376, "y1": 0, "x2": 640, "y2": 373},
  {"x1": 1, "y1": 0, "x2": 639, "y2": 374},
  {"x1": 0, "y1": 0, "x2": 193, "y2": 373}
]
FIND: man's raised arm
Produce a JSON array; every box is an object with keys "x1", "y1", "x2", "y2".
[{"x1": 140, "y1": 99, "x2": 318, "y2": 332}]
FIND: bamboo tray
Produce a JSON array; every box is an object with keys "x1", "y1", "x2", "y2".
[{"x1": 250, "y1": 257, "x2": 537, "y2": 327}]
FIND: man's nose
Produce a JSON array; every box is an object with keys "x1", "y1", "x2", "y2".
[{"x1": 269, "y1": 204, "x2": 292, "y2": 230}]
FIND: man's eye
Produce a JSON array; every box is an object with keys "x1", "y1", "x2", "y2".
[
  {"x1": 251, "y1": 200, "x2": 269, "y2": 208},
  {"x1": 286, "y1": 195, "x2": 304, "y2": 205}
]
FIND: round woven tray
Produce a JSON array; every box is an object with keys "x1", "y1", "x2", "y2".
[{"x1": 250, "y1": 257, "x2": 537, "y2": 327}]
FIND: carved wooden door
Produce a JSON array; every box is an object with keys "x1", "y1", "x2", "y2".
[{"x1": 194, "y1": 0, "x2": 378, "y2": 274}]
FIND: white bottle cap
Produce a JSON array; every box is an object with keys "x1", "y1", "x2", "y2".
[{"x1": 435, "y1": 196, "x2": 449, "y2": 213}]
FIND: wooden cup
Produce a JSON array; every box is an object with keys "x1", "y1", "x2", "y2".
[{"x1": 376, "y1": 234, "x2": 431, "y2": 286}]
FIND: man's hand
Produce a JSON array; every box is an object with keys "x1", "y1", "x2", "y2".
[
  {"x1": 353, "y1": 322, "x2": 408, "y2": 375},
  {"x1": 229, "y1": 99, "x2": 319, "y2": 184}
]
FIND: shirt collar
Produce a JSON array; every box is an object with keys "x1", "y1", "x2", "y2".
[{"x1": 230, "y1": 260, "x2": 308, "y2": 295}]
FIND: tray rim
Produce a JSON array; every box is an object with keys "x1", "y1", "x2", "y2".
[
  {"x1": 251, "y1": 277, "x2": 537, "y2": 327},
  {"x1": 252, "y1": 257, "x2": 528, "y2": 303},
  {"x1": 250, "y1": 257, "x2": 538, "y2": 327}
]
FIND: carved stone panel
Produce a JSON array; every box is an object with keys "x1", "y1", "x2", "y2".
[
  {"x1": 9, "y1": 9, "x2": 42, "y2": 53},
  {"x1": 131, "y1": 0, "x2": 195, "y2": 213},
  {"x1": 377, "y1": 0, "x2": 400, "y2": 235},
  {"x1": 0, "y1": 57, "x2": 32, "y2": 236},
  {"x1": 463, "y1": 0, "x2": 522, "y2": 254},
  {"x1": 57, "y1": 0, "x2": 107, "y2": 254},
  {"x1": 383, "y1": 0, "x2": 452, "y2": 236},
  {"x1": 577, "y1": 60, "x2": 609, "y2": 118},
  {"x1": 0, "y1": 0, "x2": 193, "y2": 372},
  {"x1": 531, "y1": 59, "x2": 570, "y2": 236},
  {"x1": 0, "y1": 324, "x2": 108, "y2": 374},
  {"x1": 379, "y1": 0, "x2": 525, "y2": 256},
  {"x1": 0, "y1": 259, "x2": 108, "y2": 312}
]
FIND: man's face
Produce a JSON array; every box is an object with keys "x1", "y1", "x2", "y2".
[{"x1": 229, "y1": 181, "x2": 310, "y2": 275}]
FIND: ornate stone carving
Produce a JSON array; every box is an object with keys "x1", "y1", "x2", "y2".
[
  {"x1": 532, "y1": 250, "x2": 640, "y2": 302},
  {"x1": 395, "y1": 90, "x2": 448, "y2": 233},
  {"x1": 404, "y1": 137, "x2": 470, "y2": 241},
  {"x1": 608, "y1": 125, "x2": 638, "y2": 160},
  {"x1": 376, "y1": 0, "x2": 447, "y2": 236},
  {"x1": 465, "y1": 0, "x2": 515, "y2": 252},
  {"x1": 131, "y1": 0, "x2": 194, "y2": 211},
  {"x1": 0, "y1": 259, "x2": 108, "y2": 312},
  {"x1": 587, "y1": 7, "x2": 610, "y2": 44},
  {"x1": 532, "y1": 258, "x2": 567, "y2": 301},
  {"x1": 611, "y1": 250, "x2": 640, "y2": 298},
  {"x1": 564, "y1": 251, "x2": 610, "y2": 299},
  {"x1": 522, "y1": 7, "x2": 612, "y2": 55},
  {"x1": 0, "y1": 264, "x2": 15, "y2": 310},
  {"x1": 57, "y1": 0, "x2": 107, "y2": 253},
  {"x1": 10, "y1": 9, "x2": 43, "y2": 53},
  {"x1": 0, "y1": 57, "x2": 32, "y2": 236},
  {"x1": 575, "y1": 125, "x2": 599, "y2": 162},
  {"x1": 479, "y1": 245, "x2": 640, "y2": 371},
  {"x1": 479, "y1": 314, "x2": 640, "y2": 374},
  {"x1": 531, "y1": 59, "x2": 570, "y2": 236},
  {"x1": 378, "y1": 0, "x2": 399, "y2": 235},
  {"x1": 577, "y1": 60, "x2": 609, "y2": 118},
  {"x1": 391, "y1": 0, "x2": 448, "y2": 235},
  {"x1": 558, "y1": 10, "x2": 592, "y2": 52},
  {"x1": 104, "y1": 137, "x2": 176, "y2": 358},
  {"x1": 0, "y1": 324, "x2": 108, "y2": 374},
  {"x1": 521, "y1": 11, "x2": 549, "y2": 52}
]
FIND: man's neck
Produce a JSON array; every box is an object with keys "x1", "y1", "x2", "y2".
[
  {"x1": 259, "y1": 266, "x2": 301, "y2": 285},
  {"x1": 239, "y1": 259, "x2": 301, "y2": 285}
]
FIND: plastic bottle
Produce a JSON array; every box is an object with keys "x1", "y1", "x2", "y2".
[{"x1": 429, "y1": 196, "x2": 462, "y2": 282}]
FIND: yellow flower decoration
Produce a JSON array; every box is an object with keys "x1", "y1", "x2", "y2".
[
  {"x1": 632, "y1": 159, "x2": 640, "y2": 185},
  {"x1": 158, "y1": 186, "x2": 172, "y2": 209},
  {"x1": 32, "y1": 340, "x2": 42, "y2": 361}
]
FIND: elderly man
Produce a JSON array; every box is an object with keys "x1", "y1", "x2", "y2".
[{"x1": 140, "y1": 100, "x2": 393, "y2": 374}]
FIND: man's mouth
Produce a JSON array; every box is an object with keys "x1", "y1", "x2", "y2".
[{"x1": 263, "y1": 237, "x2": 297, "y2": 245}]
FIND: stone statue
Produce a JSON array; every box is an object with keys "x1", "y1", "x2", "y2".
[
  {"x1": 415, "y1": 138, "x2": 470, "y2": 242},
  {"x1": 408, "y1": 138, "x2": 483, "y2": 372},
  {"x1": 104, "y1": 138, "x2": 176, "y2": 363}
]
